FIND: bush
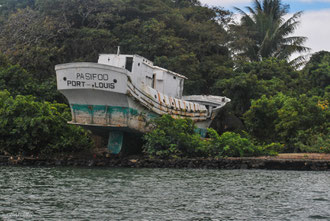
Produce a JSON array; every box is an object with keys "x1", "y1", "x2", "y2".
[
  {"x1": 143, "y1": 115, "x2": 203, "y2": 157},
  {"x1": 0, "y1": 64, "x2": 36, "y2": 97},
  {"x1": 0, "y1": 90, "x2": 93, "y2": 156},
  {"x1": 294, "y1": 129, "x2": 330, "y2": 153},
  {"x1": 207, "y1": 129, "x2": 266, "y2": 157},
  {"x1": 261, "y1": 142, "x2": 285, "y2": 156},
  {"x1": 0, "y1": 63, "x2": 63, "y2": 102},
  {"x1": 143, "y1": 115, "x2": 278, "y2": 158},
  {"x1": 243, "y1": 93, "x2": 287, "y2": 142},
  {"x1": 244, "y1": 93, "x2": 329, "y2": 152}
]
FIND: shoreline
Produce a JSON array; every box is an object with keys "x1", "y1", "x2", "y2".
[{"x1": 1, "y1": 154, "x2": 329, "y2": 171}]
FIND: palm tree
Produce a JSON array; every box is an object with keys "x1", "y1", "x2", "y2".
[{"x1": 230, "y1": 0, "x2": 310, "y2": 63}]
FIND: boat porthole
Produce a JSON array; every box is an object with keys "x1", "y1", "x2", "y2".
[
  {"x1": 63, "y1": 77, "x2": 67, "y2": 81},
  {"x1": 138, "y1": 63, "x2": 140, "y2": 66},
  {"x1": 154, "y1": 95, "x2": 157, "y2": 99},
  {"x1": 113, "y1": 79, "x2": 117, "y2": 83}
]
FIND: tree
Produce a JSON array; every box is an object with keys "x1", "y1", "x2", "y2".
[
  {"x1": 0, "y1": 0, "x2": 35, "y2": 17},
  {"x1": 244, "y1": 93, "x2": 329, "y2": 152},
  {"x1": 243, "y1": 93, "x2": 287, "y2": 142},
  {"x1": 214, "y1": 58, "x2": 303, "y2": 115},
  {"x1": 230, "y1": 0, "x2": 309, "y2": 62},
  {"x1": 0, "y1": 0, "x2": 233, "y2": 96},
  {"x1": 0, "y1": 90, "x2": 93, "y2": 156},
  {"x1": 0, "y1": 7, "x2": 70, "y2": 80},
  {"x1": 303, "y1": 51, "x2": 330, "y2": 96}
]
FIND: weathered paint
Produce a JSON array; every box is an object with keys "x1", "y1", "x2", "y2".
[
  {"x1": 70, "y1": 103, "x2": 208, "y2": 137},
  {"x1": 56, "y1": 55, "x2": 231, "y2": 154},
  {"x1": 70, "y1": 104, "x2": 157, "y2": 132},
  {"x1": 108, "y1": 131, "x2": 123, "y2": 154},
  {"x1": 127, "y1": 81, "x2": 209, "y2": 120}
]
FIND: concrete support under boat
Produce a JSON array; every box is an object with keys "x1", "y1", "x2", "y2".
[{"x1": 107, "y1": 131, "x2": 124, "y2": 154}]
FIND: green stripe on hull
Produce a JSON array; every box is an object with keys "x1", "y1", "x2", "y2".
[
  {"x1": 70, "y1": 104, "x2": 208, "y2": 153},
  {"x1": 71, "y1": 104, "x2": 157, "y2": 117},
  {"x1": 70, "y1": 104, "x2": 158, "y2": 131}
]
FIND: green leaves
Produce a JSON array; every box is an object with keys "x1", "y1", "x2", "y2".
[
  {"x1": 230, "y1": 0, "x2": 309, "y2": 63},
  {"x1": 246, "y1": 93, "x2": 287, "y2": 139},
  {"x1": 207, "y1": 129, "x2": 264, "y2": 157},
  {"x1": 143, "y1": 115, "x2": 277, "y2": 158},
  {"x1": 303, "y1": 51, "x2": 330, "y2": 94},
  {"x1": 0, "y1": 91, "x2": 93, "y2": 156},
  {"x1": 0, "y1": 0, "x2": 234, "y2": 97},
  {"x1": 143, "y1": 115, "x2": 201, "y2": 157},
  {"x1": 214, "y1": 58, "x2": 305, "y2": 116},
  {"x1": 0, "y1": 63, "x2": 62, "y2": 102},
  {"x1": 244, "y1": 93, "x2": 329, "y2": 152}
]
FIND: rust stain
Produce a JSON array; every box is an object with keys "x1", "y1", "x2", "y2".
[
  {"x1": 186, "y1": 113, "x2": 194, "y2": 117},
  {"x1": 157, "y1": 92, "x2": 161, "y2": 104}
]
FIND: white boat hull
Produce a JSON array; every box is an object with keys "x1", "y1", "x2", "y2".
[{"x1": 56, "y1": 62, "x2": 229, "y2": 153}]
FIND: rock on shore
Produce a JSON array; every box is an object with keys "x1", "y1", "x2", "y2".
[{"x1": 0, "y1": 154, "x2": 329, "y2": 171}]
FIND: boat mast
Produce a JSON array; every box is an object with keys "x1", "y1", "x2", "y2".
[{"x1": 116, "y1": 46, "x2": 120, "y2": 56}]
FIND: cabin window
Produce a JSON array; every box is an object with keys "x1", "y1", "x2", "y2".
[
  {"x1": 125, "y1": 57, "x2": 133, "y2": 72},
  {"x1": 152, "y1": 74, "x2": 156, "y2": 88}
]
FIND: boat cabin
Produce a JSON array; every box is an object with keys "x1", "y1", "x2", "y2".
[{"x1": 98, "y1": 54, "x2": 186, "y2": 99}]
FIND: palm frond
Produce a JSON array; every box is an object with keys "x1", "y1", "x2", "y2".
[{"x1": 231, "y1": 0, "x2": 308, "y2": 61}]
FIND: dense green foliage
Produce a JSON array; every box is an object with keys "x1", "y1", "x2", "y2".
[
  {"x1": 303, "y1": 51, "x2": 330, "y2": 95},
  {"x1": 143, "y1": 115, "x2": 203, "y2": 157},
  {"x1": 0, "y1": 0, "x2": 328, "y2": 156},
  {"x1": 0, "y1": 63, "x2": 62, "y2": 102},
  {"x1": 0, "y1": 0, "x2": 232, "y2": 96},
  {"x1": 143, "y1": 115, "x2": 279, "y2": 158},
  {"x1": 0, "y1": 90, "x2": 93, "y2": 156},
  {"x1": 244, "y1": 93, "x2": 329, "y2": 153},
  {"x1": 214, "y1": 58, "x2": 305, "y2": 115}
]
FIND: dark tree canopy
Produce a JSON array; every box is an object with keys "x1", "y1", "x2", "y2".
[{"x1": 0, "y1": 0, "x2": 232, "y2": 95}]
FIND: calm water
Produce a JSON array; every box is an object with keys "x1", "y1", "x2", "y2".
[{"x1": 0, "y1": 167, "x2": 329, "y2": 221}]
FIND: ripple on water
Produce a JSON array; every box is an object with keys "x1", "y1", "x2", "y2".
[{"x1": 0, "y1": 167, "x2": 329, "y2": 220}]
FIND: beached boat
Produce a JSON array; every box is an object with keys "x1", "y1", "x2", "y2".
[{"x1": 55, "y1": 52, "x2": 230, "y2": 153}]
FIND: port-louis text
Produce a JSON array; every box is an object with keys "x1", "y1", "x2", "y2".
[{"x1": 65, "y1": 73, "x2": 116, "y2": 89}]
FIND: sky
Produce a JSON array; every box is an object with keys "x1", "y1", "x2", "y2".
[{"x1": 199, "y1": 0, "x2": 330, "y2": 58}]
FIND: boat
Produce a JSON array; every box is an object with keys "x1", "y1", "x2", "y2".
[{"x1": 55, "y1": 51, "x2": 230, "y2": 154}]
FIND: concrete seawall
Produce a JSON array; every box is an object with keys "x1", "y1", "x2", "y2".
[{"x1": 1, "y1": 154, "x2": 329, "y2": 171}]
